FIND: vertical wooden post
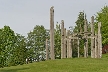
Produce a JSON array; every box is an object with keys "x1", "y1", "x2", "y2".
[
  {"x1": 91, "y1": 16, "x2": 95, "y2": 58},
  {"x1": 77, "y1": 38, "x2": 79, "y2": 58},
  {"x1": 95, "y1": 33, "x2": 98, "y2": 58},
  {"x1": 84, "y1": 19, "x2": 88, "y2": 58},
  {"x1": 67, "y1": 30, "x2": 70, "y2": 58},
  {"x1": 69, "y1": 36, "x2": 72, "y2": 58},
  {"x1": 61, "y1": 20, "x2": 64, "y2": 59},
  {"x1": 86, "y1": 38, "x2": 88, "y2": 57},
  {"x1": 98, "y1": 22, "x2": 102, "y2": 58},
  {"x1": 46, "y1": 39, "x2": 49, "y2": 60},
  {"x1": 72, "y1": 34, "x2": 74, "y2": 58},
  {"x1": 84, "y1": 42, "x2": 86, "y2": 58},
  {"x1": 64, "y1": 28, "x2": 66, "y2": 58},
  {"x1": 50, "y1": 6, "x2": 55, "y2": 60}
]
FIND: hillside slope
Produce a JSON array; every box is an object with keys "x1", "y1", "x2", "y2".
[{"x1": 0, "y1": 55, "x2": 108, "y2": 72}]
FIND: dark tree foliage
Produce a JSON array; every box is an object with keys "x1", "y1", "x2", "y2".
[{"x1": 73, "y1": 12, "x2": 85, "y2": 57}]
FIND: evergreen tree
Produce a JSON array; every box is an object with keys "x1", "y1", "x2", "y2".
[{"x1": 73, "y1": 12, "x2": 85, "y2": 57}]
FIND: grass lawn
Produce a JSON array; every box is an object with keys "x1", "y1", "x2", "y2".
[{"x1": 0, "y1": 54, "x2": 108, "y2": 72}]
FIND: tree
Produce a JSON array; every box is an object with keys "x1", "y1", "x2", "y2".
[
  {"x1": 11, "y1": 33, "x2": 27, "y2": 65},
  {"x1": 0, "y1": 26, "x2": 16, "y2": 67},
  {"x1": 54, "y1": 23, "x2": 61, "y2": 59},
  {"x1": 74, "y1": 12, "x2": 85, "y2": 33},
  {"x1": 0, "y1": 26, "x2": 27, "y2": 67},
  {"x1": 95, "y1": 6, "x2": 108, "y2": 45},
  {"x1": 73, "y1": 11, "x2": 85, "y2": 57},
  {"x1": 26, "y1": 25, "x2": 46, "y2": 61}
]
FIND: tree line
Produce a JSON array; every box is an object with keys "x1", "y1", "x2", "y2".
[{"x1": 0, "y1": 5, "x2": 108, "y2": 68}]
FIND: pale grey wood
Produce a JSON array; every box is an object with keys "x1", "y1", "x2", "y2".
[
  {"x1": 50, "y1": 6, "x2": 55, "y2": 60},
  {"x1": 84, "y1": 19, "x2": 88, "y2": 58},
  {"x1": 64, "y1": 28, "x2": 66, "y2": 58},
  {"x1": 98, "y1": 22, "x2": 102, "y2": 58},
  {"x1": 67, "y1": 30, "x2": 70, "y2": 58},
  {"x1": 86, "y1": 38, "x2": 88, "y2": 57},
  {"x1": 84, "y1": 19, "x2": 87, "y2": 58},
  {"x1": 77, "y1": 38, "x2": 80, "y2": 58},
  {"x1": 61, "y1": 20, "x2": 64, "y2": 59},
  {"x1": 69, "y1": 38, "x2": 72, "y2": 58},
  {"x1": 91, "y1": 16, "x2": 95, "y2": 58},
  {"x1": 95, "y1": 34, "x2": 98, "y2": 58}
]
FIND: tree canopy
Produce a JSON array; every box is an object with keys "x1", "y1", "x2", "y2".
[{"x1": 95, "y1": 6, "x2": 108, "y2": 45}]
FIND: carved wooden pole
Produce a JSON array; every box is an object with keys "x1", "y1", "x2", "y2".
[
  {"x1": 67, "y1": 30, "x2": 70, "y2": 58},
  {"x1": 69, "y1": 36, "x2": 72, "y2": 58},
  {"x1": 91, "y1": 16, "x2": 95, "y2": 58},
  {"x1": 46, "y1": 39, "x2": 49, "y2": 60},
  {"x1": 77, "y1": 38, "x2": 79, "y2": 58},
  {"x1": 61, "y1": 20, "x2": 64, "y2": 59},
  {"x1": 95, "y1": 33, "x2": 98, "y2": 58},
  {"x1": 86, "y1": 38, "x2": 88, "y2": 57},
  {"x1": 72, "y1": 34, "x2": 74, "y2": 58},
  {"x1": 64, "y1": 28, "x2": 66, "y2": 58},
  {"x1": 50, "y1": 6, "x2": 55, "y2": 60},
  {"x1": 84, "y1": 19, "x2": 88, "y2": 58},
  {"x1": 98, "y1": 22, "x2": 102, "y2": 58}
]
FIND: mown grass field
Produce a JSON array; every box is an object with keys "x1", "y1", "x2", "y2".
[{"x1": 0, "y1": 54, "x2": 108, "y2": 72}]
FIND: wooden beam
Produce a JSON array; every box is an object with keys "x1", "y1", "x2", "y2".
[
  {"x1": 61, "y1": 20, "x2": 64, "y2": 59},
  {"x1": 50, "y1": 6, "x2": 55, "y2": 60},
  {"x1": 64, "y1": 28, "x2": 66, "y2": 58},
  {"x1": 69, "y1": 36, "x2": 72, "y2": 58},
  {"x1": 67, "y1": 30, "x2": 70, "y2": 58},
  {"x1": 84, "y1": 19, "x2": 89, "y2": 58},
  {"x1": 95, "y1": 33, "x2": 98, "y2": 58},
  {"x1": 91, "y1": 16, "x2": 95, "y2": 58},
  {"x1": 77, "y1": 38, "x2": 80, "y2": 58},
  {"x1": 98, "y1": 22, "x2": 102, "y2": 58}
]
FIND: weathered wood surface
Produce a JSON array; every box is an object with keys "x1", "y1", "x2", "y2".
[
  {"x1": 50, "y1": 6, "x2": 55, "y2": 60},
  {"x1": 84, "y1": 19, "x2": 89, "y2": 58},
  {"x1": 98, "y1": 22, "x2": 102, "y2": 58},
  {"x1": 61, "y1": 20, "x2": 64, "y2": 59},
  {"x1": 91, "y1": 16, "x2": 95, "y2": 58},
  {"x1": 67, "y1": 30, "x2": 70, "y2": 58},
  {"x1": 77, "y1": 38, "x2": 79, "y2": 58},
  {"x1": 64, "y1": 28, "x2": 66, "y2": 58}
]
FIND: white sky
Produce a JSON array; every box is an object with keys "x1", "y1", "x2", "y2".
[{"x1": 0, "y1": 0, "x2": 108, "y2": 36}]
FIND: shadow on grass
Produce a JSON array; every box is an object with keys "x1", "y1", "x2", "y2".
[{"x1": 0, "y1": 67, "x2": 29, "y2": 72}]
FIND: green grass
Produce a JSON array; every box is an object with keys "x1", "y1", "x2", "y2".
[{"x1": 0, "y1": 54, "x2": 108, "y2": 72}]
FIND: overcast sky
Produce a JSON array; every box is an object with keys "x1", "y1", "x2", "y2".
[{"x1": 0, "y1": 0, "x2": 108, "y2": 36}]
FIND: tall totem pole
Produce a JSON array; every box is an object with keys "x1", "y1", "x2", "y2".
[{"x1": 50, "y1": 6, "x2": 55, "y2": 60}]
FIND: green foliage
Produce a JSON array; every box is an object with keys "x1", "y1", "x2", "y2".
[
  {"x1": 1, "y1": 5, "x2": 108, "y2": 69},
  {"x1": 95, "y1": 6, "x2": 108, "y2": 45},
  {"x1": 0, "y1": 26, "x2": 16, "y2": 67},
  {"x1": 74, "y1": 12, "x2": 85, "y2": 33},
  {"x1": 11, "y1": 34, "x2": 27, "y2": 65},
  {"x1": 54, "y1": 24, "x2": 61, "y2": 59},
  {"x1": 0, "y1": 26, "x2": 27, "y2": 67},
  {"x1": 26, "y1": 25, "x2": 46, "y2": 59},
  {"x1": 73, "y1": 12, "x2": 85, "y2": 57}
]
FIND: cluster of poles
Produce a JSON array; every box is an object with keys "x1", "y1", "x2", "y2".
[{"x1": 45, "y1": 6, "x2": 102, "y2": 60}]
